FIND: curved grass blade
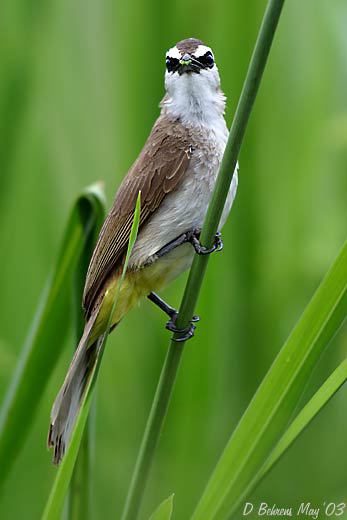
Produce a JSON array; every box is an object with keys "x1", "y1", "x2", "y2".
[
  {"x1": 149, "y1": 494, "x2": 174, "y2": 520},
  {"x1": 42, "y1": 192, "x2": 141, "y2": 520},
  {"x1": 192, "y1": 239, "x2": 347, "y2": 519},
  {"x1": 68, "y1": 191, "x2": 104, "y2": 520},
  {"x1": 259, "y1": 357, "x2": 347, "y2": 480},
  {"x1": 0, "y1": 183, "x2": 106, "y2": 488}
]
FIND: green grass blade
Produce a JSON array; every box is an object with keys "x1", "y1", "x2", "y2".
[
  {"x1": 42, "y1": 192, "x2": 141, "y2": 520},
  {"x1": 68, "y1": 423, "x2": 92, "y2": 520},
  {"x1": 68, "y1": 190, "x2": 104, "y2": 520},
  {"x1": 0, "y1": 183, "x2": 106, "y2": 489},
  {"x1": 42, "y1": 370, "x2": 97, "y2": 520},
  {"x1": 192, "y1": 239, "x2": 347, "y2": 520},
  {"x1": 106, "y1": 191, "x2": 141, "y2": 332},
  {"x1": 258, "y1": 357, "x2": 347, "y2": 480},
  {"x1": 149, "y1": 494, "x2": 174, "y2": 520}
]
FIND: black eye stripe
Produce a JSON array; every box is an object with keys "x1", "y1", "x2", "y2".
[
  {"x1": 165, "y1": 51, "x2": 214, "y2": 74},
  {"x1": 166, "y1": 56, "x2": 179, "y2": 73},
  {"x1": 194, "y1": 51, "x2": 214, "y2": 68}
]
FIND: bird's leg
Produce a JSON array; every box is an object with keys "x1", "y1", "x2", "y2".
[
  {"x1": 147, "y1": 292, "x2": 178, "y2": 319},
  {"x1": 147, "y1": 292, "x2": 199, "y2": 342},
  {"x1": 156, "y1": 228, "x2": 223, "y2": 258},
  {"x1": 155, "y1": 233, "x2": 190, "y2": 258}
]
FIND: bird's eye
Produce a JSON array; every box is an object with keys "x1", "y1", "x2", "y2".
[
  {"x1": 166, "y1": 56, "x2": 179, "y2": 73},
  {"x1": 196, "y1": 51, "x2": 214, "y2": 69}
]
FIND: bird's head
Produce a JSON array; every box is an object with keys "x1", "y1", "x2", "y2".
[
  {"x1": 164, "y1": 38, "x2": 221, "y2": 95},
  {"x1": 162, "y1": 38, "x2": 225, "y2": 124}
]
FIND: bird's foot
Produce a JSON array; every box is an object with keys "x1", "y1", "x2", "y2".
[
  {"x1": 187, "y1": 229, "x2": 224, "y2": 255},
  {"x1": 166, "y1": 313, "x2": 200, "y2": 342},
  {"x1": 147, "y1": 293, "x2": 199, "y2": 341}
]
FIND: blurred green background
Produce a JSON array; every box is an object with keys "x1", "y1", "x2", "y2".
[{"x1": 0, "y1": 0, "x2": 347, "y2": 518}]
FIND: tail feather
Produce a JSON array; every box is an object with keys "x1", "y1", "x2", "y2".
[{"x1": 48, "y1": 314, "x2": 101, "y2": 464}]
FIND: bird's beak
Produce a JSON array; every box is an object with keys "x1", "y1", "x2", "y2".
[
  {"x1": 179, "y1": 53, "x2": 192, "y2": 66},
  {"x1": 178, "y1": 53, "x2": 200, "y2": 75}
]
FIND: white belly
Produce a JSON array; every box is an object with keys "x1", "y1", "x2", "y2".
[{"x1": 130, "y1": 169, "x2": 238, "y2": 274}]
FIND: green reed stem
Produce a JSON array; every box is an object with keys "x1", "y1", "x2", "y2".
[{"x1": 121, "y1": 1, "x2": 286, "y2": 518}]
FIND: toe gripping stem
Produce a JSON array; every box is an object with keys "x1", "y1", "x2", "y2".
[
  {"x1": 166, "y1": 313, "x2": 200, "y2": 343},
  {"x1": 156, "y1": 229, "x2": 223, "y2": 260},
  {"x1": 147, "y1": 292, "x2": 199, "y2": 343},
  {"x1": 187, "y1": 229, "x2": 223, "y2": 255}
]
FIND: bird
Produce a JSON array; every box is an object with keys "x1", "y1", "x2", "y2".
[{"x1": 48, "y1": 37, "x2": 239, "y2": 464}]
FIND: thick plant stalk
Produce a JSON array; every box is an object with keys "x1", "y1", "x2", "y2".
[{"x1": 121, "y1": 1, "x2": 286, "y2": 519}]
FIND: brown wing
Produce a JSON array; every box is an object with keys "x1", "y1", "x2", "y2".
[{"x1": 82, "y1": 116, "x2": 193, "y2": 315}]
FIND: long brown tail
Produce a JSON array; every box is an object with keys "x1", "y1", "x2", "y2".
[{"x1": 48, "y1": 313, "x2": 101, "y2": 464}]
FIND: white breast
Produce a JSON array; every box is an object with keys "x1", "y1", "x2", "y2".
[{"x1": 129, "y1": 121, "x2": 238, "y2": 270}]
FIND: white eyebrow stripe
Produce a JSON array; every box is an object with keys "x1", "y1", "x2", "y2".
[
  {"x1": 194, "y1": 45, "x2": 214, "y2": 58},
  {"x1": 166, "y1": 46, "x2": 181, "y2": 60}
]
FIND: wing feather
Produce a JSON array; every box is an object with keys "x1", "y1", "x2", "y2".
[{"x1": 83, "y1": 116, "x2": 193, "y2": 315}]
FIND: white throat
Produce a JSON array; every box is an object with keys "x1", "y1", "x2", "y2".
[{"x1": 160, "y1": 69, "x2": 226, "y2": 129}]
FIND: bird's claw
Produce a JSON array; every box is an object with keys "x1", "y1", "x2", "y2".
[
  {"x1": 188, "y1": 229, "x2": 224, "y2": 255},
  {"x1": 166, "y1": 313, "x2": 200, "y2": 342}
]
